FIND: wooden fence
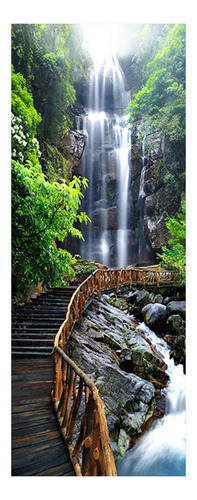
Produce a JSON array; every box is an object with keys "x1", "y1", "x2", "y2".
[{"x1": 51, "y1": 267, "x2": 179, "y2": 476}]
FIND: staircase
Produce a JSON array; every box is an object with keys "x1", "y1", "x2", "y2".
[{"x1": 12, "y1": 286, "x2": 76, "y2": 356}]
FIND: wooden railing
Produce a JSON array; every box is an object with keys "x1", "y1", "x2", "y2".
[{"x1": 51, "y1": 267, "x2": 180, "y2": 476}]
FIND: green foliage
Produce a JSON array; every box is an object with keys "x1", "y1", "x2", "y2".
[
  {"x1": 11, "y1": 24, "x2": 89, "y2": 174},
  {"x1": 119, "y1": 24, "x2": 165, "y2": 96},
  {"x1": 12, "y1": 160, "x2": 90, "y2": 296},
  {"x1": 157, "y1": 200, "x2": 186, "y2": 283},
  {"x1": 73, "y1": 259, "x2": 97, "y2": 279},
  {"x1": 11, "y1": 65, "x2": 41, "y2": 164},
  {"x1": 42, "y1": 142, "x2": 72, "y2": 183},
  {"x1": 127, "y1": 24, "x2": 185, "y2": 210},
  {"x1": 127, "y1": 24, "x2": 186, "y2": 143}
]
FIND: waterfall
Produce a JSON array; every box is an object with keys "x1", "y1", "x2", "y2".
[
  {"x1": 138, "y1": 138, "x2": 146, "y2": 260},
  {"x1": 117, "y1": 323, "x2": 186, "y2": 476},
  {"x1": 80, "y1": 55, "x2": 131, "y2": 267}
]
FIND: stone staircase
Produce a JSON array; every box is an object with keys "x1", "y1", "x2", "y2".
[{"x1": 12, "y1": 286, "x2": 76, "y2": 356}]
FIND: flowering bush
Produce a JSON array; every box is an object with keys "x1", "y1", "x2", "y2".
[{"x1": 11, "y1": 66, "x2": 41, "y2": 164}]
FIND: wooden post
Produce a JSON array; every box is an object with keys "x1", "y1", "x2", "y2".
[
  {"x1": 129, "y1": 270, "x2": 132, "y2": 288},
  {"x1": 79, "y1": 291, "x2": 83, "y2": 325},
  {"x1": 155, "y1": 270, "x2": 159, "y2": 289},
  {"x1": 66, "y1": 378, "x2": 84, "y2": 440},
  {"x1": 97, "y1": 272, "x2": 101, "y2": 298},
  {"x1": 116, "y1": 270, "x2": 121, "y2": 293},
  {"x1": 72, "y1": 410, "x2": 87, "y2": 458},
  {"x1": 58, "y1": 363, "x2": 70, "y2": 420},
  {"x1": 82, "y1": 393, "x2": 94, "y2": 476},
  {"x1": 62, "y1": 368, "x2": 74, "y2": 428}
]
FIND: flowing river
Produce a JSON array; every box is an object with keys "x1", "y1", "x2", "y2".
[{"x1": 117, "y1": 322, "x2": 186, "y2": 476}]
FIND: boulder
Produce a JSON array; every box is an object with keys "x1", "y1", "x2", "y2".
[
  {"x1": 166, "y1": 301, "x2": 186, "y2": 320},
  {"x1": 153, "y1": 294, "x2": 163, "y2": 304},
  {"x1": 127, "y1": 289, "x2": 153, "y2": 316},
  {"x1": 141, "y1": 303, "x2": 153, "y2": 316},
  {"x1": 163, "y1": 296, "x2": 171, "y2": 305},
  {"x1": 144, "y1": 303, "x2": 167, "y2": 332},
  {"x1": 135, "y1": 289, "x2": 153, "y2": 308},
  {"x1": 166, "y1": 314, "x2": 185, "y2": 335},
  {"x1": 126, "y1": 289, "x2": 139, "y2": 304}
]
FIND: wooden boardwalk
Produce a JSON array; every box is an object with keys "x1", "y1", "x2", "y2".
[
  {"x1": 12, "y1": 269, "x2": 180, "y2": 476},
  {"x1": 12, "y1": 357, "x2": 75, "y2": 476},
  {"x1": 12, "y1": 287, "x2": 76, "y2": 476}
]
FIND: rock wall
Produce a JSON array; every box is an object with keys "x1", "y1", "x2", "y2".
[{"x1": 130, "y1": 125, "x2": 181, "y2": 263}]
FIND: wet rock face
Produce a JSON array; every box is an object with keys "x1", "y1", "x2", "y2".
[
  {"x1": 130, "y1": 125, "x2": 183, "y2": 258},
  {"x1": 144, "y1": 214, "x2": 170, "y2": 250},
  {"x1": 66, "y1": 295, "x2": 171, "y2": 459},
  {"x1": 144, "y1": 303, "x2": 167, "y2": 332},
  {"x1": 61, "y1": 129, "x2": 86, "y2": 164}
]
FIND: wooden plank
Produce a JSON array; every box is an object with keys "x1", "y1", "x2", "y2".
[
  {"x1": 12, "y1": 398, "x2": 53, "y2": 410},
  {"x1": 12, "y1": 431, "x2": 61, "y2": 449},
  {"x1": 35, "y1": 463, "x2": 75, "y2": 476},
  {"x1": 12, "y1": 441, "x2": 73, "y2": 476},
  {"x1": 12, "y1": 422, "x2": 59, "y2": 441},
  {"x1": 12, "y1": 351, "x2": 74, "y2": 476}
]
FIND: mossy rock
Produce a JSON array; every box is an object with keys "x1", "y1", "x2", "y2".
[{"x1": 73, "y1": 259, "x2": 97, "y2": 279}]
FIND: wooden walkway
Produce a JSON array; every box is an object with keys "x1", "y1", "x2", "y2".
[
  {"x1": 12, "y1": 357, "x2": 74, "y2": 476},
  {"x1": 12, "y1": 268, "x2": 180, "y2": 476},
  {"x1": 12, "y1": 287, "x2": 76, "y2": 476}
]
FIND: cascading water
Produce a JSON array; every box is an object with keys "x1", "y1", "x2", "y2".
[
  {"x1": 78, "y1": 55, "x2": 131, "y2": 267},
  {"x1": 117, "y1": 322, "x2": 186, "y2": 476},
  {"x1": 138, "y1": 138, "x2": 146, "y2": 260}
]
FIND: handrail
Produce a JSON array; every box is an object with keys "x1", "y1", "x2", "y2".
[{"x1": 51, "y1": 267, "x2": 180, "y2": 476}]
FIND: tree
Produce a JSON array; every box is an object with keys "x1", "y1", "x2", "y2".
[
  {"x1": 157, "y1": 200, "x2": 186, "y2": 284},
  {"x1": 127, "y1": 24, "x2": 185, "y2": 129},
  {"x1": 12, "y1": 160, "x2": 90, "y2": 296},
  {"x1": 127, "y1": 24, "x2": 186, "y2": 211},
  {"x1": 11, "y1": 65, "x2": 41, "y2": 164},
  {"x1": 11, "y1": 24, "x2": 90, "y2": 176}
]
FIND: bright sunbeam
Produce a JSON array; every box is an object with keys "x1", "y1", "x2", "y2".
[
  {"x1": 82, "y1": 24, "x2": 120, "y2": 65},
  {"x1": 81, "y1": 24, "x2": 143, "y2": 66}
]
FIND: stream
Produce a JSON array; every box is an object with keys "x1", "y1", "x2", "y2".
[{"x1": 117, "y1": 322, "x2": 186, "y2": 476}]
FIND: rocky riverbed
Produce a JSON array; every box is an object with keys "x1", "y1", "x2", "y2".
[
  {"x1": 124, "y1": 286, "x2": 186, "y2": 370},
  {"x1": 66, "y1": 284, "x2": 186, "y2": 460}
]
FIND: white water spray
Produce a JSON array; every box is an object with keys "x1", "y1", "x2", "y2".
[{"x1": 117, "y1": 323, "x2": 186, "y2": 476}]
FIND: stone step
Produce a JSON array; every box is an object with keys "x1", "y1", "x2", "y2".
[
  {"x1": 12, "y1": 285, "x2": 77, "y2": 357},
  {"x1": 12, "y1": 328, "x2": 58, "y2": 334},
  {"x1": 12, "y1": 338, "x2": 54, "y2": 347},
  {"x1": 12, "y1": 349, "x2": 51, "y2": 357},
  {"x1": 13, "y1": 311, "x2": 66, "y2": 318},
  {"x1": 11, "y1": 332, "x2": 55, "y2": 339}
]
